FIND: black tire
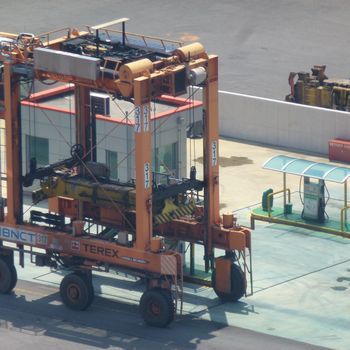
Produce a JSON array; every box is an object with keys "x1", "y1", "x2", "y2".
[
  {"x1": 158, "y1": 288, "x2": 175, "y2": 323},
  {"x1": 0, "y1": 257, "x2": 17, "y2": 294},
  {"x1": 60, "y1": 272, "x2": 93, "y2": 311},
  {"x1": 212, "y1": 263, "x2": 246, "y2": 302},
  {"x1": 76, "y1": 271, "x2": 95, "y2": 307},
  {"x1": 140, "y1": 288, "x2": 175, "y2": 327},
  {"x1": 9, "y1": 263, "x2": 18, "y2": 291}
]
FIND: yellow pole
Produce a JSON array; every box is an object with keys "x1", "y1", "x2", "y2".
[
  {"x1": 283, "y1": 172, "x2": 287, "y2": 214},
  {"x1": 345, "y1": 180, "x2": 348, "y2": 225}
]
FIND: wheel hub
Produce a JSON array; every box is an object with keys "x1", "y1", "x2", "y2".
[
  {"x1": 149, "y1": 301, "x2": 161, "y2": 316},
  {"x1": 67, "y1": 283, "x2": 80, "y2": 302}
]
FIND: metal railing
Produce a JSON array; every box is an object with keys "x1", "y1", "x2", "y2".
[
  {"x1": 37, "y1": 25, "x2": 183, "y2": 52},
  {"x1": 94, "y1": 28, "x2": 183, "y2": 52},
  {"x1": 340, "y1": 205, "x2": 350, "y2": 231},
  {"x1": 37, "y1": 27, "x2": 75, "y2": 46}
]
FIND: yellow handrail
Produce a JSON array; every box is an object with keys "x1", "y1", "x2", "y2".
[
  {"x1": 37, "y1": 27, "x2": 72, "y2": 45},
  {"x1": 267, "y1": 189, "x2": 291, "y2": 217},
  {"x1": 340, "y1": 205, "x2": 350, "y2": 231}
]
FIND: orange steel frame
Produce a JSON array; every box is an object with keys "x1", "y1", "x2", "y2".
[
  {"x1": 203, "y1": 56, "x2": 220, "y2": 269},
  {"x1": 4, "y1": 62, "x2": 22, "y2": 226},
  {"x1": 0, "y1": 30, "x2": 251, "y2": 300},
  {"x1": 2, "y1": 62, "x2": 180, "y2": 280}
]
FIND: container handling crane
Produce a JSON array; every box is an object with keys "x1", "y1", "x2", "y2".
[{"x1": 0, "y1": 19, "x2": 251, "y2": 327}]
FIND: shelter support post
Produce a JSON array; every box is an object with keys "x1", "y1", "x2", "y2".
[
  {"x1": 283, "y1": 172, "x2": 287, "y2": 214},
  {"x1": 345, "y1": 180, "x2": 348, "y2": 223}
]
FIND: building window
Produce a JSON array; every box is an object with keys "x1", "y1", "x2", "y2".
[
  {"x1": 153, "y1": 142, "x2": 178, "y2": 175},
  {"x1": 106, "y1": 150, "x2": 118, "y2": 180},
  {"x1": 26, "y1": 135, "x2": 49, "y2": 168}
]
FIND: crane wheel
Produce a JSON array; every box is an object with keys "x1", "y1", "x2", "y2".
[
  {"x1": 212, "y1": 263, "x2": 246, "y2": 302},
  {"x1": 140, "y1": 288, "x2": 175, "y2": 327},
  {"x1": 60, "y1": 272, "x2": 94, "y2": 311},
  {"x1": 76, "y1": 271, "x2": 95, "y2": 306},
  {"x1": 0, "y1": 257, "x2": 17, "y2": 294}
]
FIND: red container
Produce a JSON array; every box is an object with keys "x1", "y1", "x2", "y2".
[{"x1": 329, "y1": 138, "x2": 350, "y2": 163}]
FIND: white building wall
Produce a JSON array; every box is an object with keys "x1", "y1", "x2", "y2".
[
  {"x1": 20, "y1": 104, "x2": 200, "y2": 182},
  {"x1": 177, "y1": 111, "x2": 188, "y2": 178},
  {"x1": 219, "y1": 91, "x2": 350, "y2": 155},
  {"x1": 152, "y1": 111, "x2": 189, "y2": 178},
  {"x1": 95, "y1": 118, "x2": 130, "y2": 181},
  {"x1": 21, "y1": 107, "x2": 75, "y2": 174},
  {"x1": 20, "y1": 91, "x2": 350, "y2": 180}
]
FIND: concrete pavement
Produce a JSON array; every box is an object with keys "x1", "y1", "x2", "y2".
[
  {"x1": 0, "y1": 279, "x2": 330, "y2": 350},
  {"x1": 0, "y1": 138, "x2": 348, "y2": 349}
]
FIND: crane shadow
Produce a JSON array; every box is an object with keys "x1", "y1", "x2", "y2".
[{"x1": 0, "y1": 279, "x2": 256, "y2": 350}]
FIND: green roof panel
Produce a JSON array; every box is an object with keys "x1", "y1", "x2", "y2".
[
  {"x1": 324, "y1": 167, "x2": 350, "y2": 183},
  {"x1": 283, "y1": 159, "x2": 314, "y2": 175},
  {"x1": 263, "y1": 155, "x2": 350, "y2": 183},
  {"x1": 262, "y1": 155, "x2": 296, "y2": 171}
]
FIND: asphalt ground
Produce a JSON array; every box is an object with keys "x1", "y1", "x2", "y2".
[
  {"x1": 0, "y1": 279, "x2": 329, "y2": 350},
  {"x1": 1, "y1": 0, "x2": 350, "y2": 99}
]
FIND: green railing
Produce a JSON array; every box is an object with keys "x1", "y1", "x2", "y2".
[
  {"x1": 267, "y1": 188, "x2": 291, "y2": 217},
  {"x1": 340, "y1": 205, "x2": 350, "y2": 231}
]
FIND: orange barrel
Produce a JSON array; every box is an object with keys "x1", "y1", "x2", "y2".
[
  {"x1": 222, "y1": 213, "x2": 234, "y2": 229},
  {"x1": 117, "y1": 58, "x2": 153, "y2": 97},
  {"x1": 119, "y1": 58, "x2": 153, "y2": 82},
  {"x1": 173, "y1": 42, "x2": 207, "y2": 61}
]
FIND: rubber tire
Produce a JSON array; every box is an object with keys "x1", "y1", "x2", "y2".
[
  {"x1": 9, "y1": 263, "x2": 18, "y2": 292},
  {"x1": 0, "y1": 257, "x2": 17, "y2": 294},
  {"x1": 60, "y1": 272, "x2": 93, "y2": 311},
  {"x1": 212, "y1": 263, "x2": 246, "y2": 302},
  {"x1": 158, "y1": 288, "x2": 175, "y2": 323},
  {"x1": 140, "y1": 288, "x2": 175, "y2": 327},
  {"x1": 75, "y1": 271, "x2": 95, "y2": 307}
]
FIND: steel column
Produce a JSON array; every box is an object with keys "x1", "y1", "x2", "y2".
[
  {"x1": 75, "y1": 85, "x2": 91, "y2": 220},
  {"x1": 203, "y1": 55, "x2": 219, "y2": 271},
  {"x1": 134, "y1": 76, "x2": 152, "y2": 250},
  {"x1": 75, "y1": 85, "x2": 91, "y2": 161},
  {"x1": 4, "y1": 62, "x2": 22, "y2": 225}
]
